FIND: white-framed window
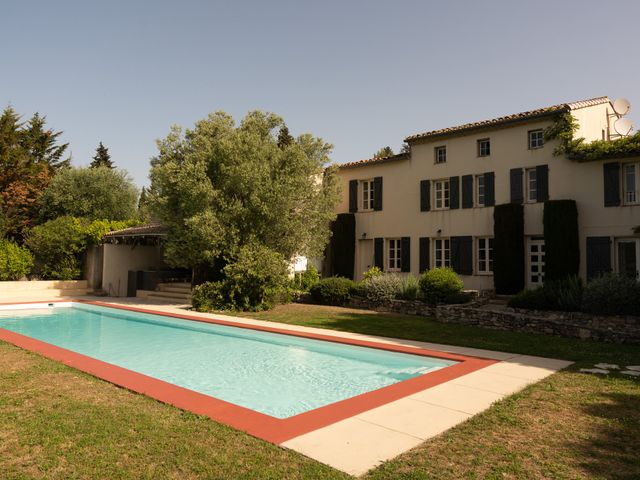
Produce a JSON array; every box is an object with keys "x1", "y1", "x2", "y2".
[
  {"x1": 616, "y1": 238, "x2": 639, "y2": 279},
  {"x1": 477, "y1": 138, "x2": 490, "y2": 157},
  {"x1": 477, "y1": 237, "x2": 494, "y2": 274},
  {"x1": 433, "y1": 238, "x2": 450, "y2": 268},
  {"x1": 387, "y1": 238, "x2": 401, "y2": 272},
  {"x1": 435, "y1": 146, "x2": 447, "y2": 164},
  {"x1": 526, "y1": 168, "x2": 537, "y2": 203},
  {"x1": 433, "y1": 179, "x2": 450, "y2": 209},
  {"x1": 528, "y1": 129, "x2": 544, "y2": 149},
  {"x1": 623, "y1": 163, "x2": 639, "y2": 205},
  {"x1": 476, "y1": 174, "x2": 485, "y2": 206},
  {"x1": 361, "y1": 179, "x2": 374, "y2": 211},
  {"x1": 527, "y1": 237, "x2": 545, "y2": 287}
]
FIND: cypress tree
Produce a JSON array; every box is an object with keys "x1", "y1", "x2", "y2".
[{"x1": 90, "y1": 142, "x2": 114, "y2": 169}]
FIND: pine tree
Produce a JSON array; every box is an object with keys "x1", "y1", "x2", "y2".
[
  {"x1": 277, "y1": 125, "x2": 294, "y2": 149},
  {"x1": 90, "y1": 142, "x2": 114, "y2": 168},
  {"x1": 373, "y1": 146, "x2": 394, "y2": 159}
]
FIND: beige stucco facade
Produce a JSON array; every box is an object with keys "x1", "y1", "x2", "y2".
[
  {"x1": 335, "y1": 97, "x2": 640, "y2": 289},
  {"x1": 102, "y1": 244, "x2": 165, "y2": 296}
]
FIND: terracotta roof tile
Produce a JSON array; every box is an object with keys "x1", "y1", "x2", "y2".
[{"x1": 337, "y1": 152, "x2": 409, "y2": 170}]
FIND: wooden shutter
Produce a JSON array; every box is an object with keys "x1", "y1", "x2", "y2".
[
  {"x1": 484, "y1": 172, "x2": 495, "y2": 206},
  {"x1": 374, "y1": 237, "x2": 384, "y2": 269},
  {"x1": 586, "y1": 236, "x2": 612, "y2": 280},
  {"x1": 603, "y1": 163, "x2": 621, "y2": 207},
  {"x1": 348, "y1": 180, "x2": 358, "y2": 212},
  {"x1": 419, "y1": 237, "x2": 430, "y2": 272},
  {"x1": 420, "y1": 180, "x2": 431, "y2": 211},
  {"x1": 451, "y1": 236, "x2": 473, "y2": 275},
  {"x1": 536, "y1": 165, "x2": 549, "y2": 202},
  {"x1": 461, "y1": 175, "x2": 474, "y2": 208},
  {"x1": 449, "y1": 176, "x2": 460, "y2": 209},
  {"x1": 510, "y1": 168, "x2": 524, "y2": 204},
  {"x1": 373, "y1": 176, "x2": 383, "y2": 211},
  {"x1": 401, "y1": 237, "x2": 411, "y2": 272}
]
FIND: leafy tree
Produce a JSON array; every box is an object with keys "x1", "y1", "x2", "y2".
[
  {"x1": 148, "y1": 110, "x2": 340, "y2": 286},
  {"x1": 90, "y1": 141, "x2": 114, "y2": 169},
  {"x1": 39, "y1": 166, "x2": 139, "y2": 221},
  {"x1": 373, "y1": 146, "x2": 394, "y2": 159}
]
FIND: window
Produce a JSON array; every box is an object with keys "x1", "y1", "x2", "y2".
[
  {"x1": 434, "y1": 238, "x2": 450, "y2": 268},
  {"x1": 477, "y1": 138, "x2": 490, "y2": 157},
  {"x1": 526, "y1": 168, "x2": 537, "y2": 202},
  {"x1": 527, "y1": 237, "x2": 545, "y2": 287},
  {"x1": 435, "y1": 146, "x2": 447, "y2": 164},
  {"x1": 616, "y1": 238, "x2": 639, "y2": 279},
  {"x1": 361, "y1": 179, "x2": 374, "y2": 211},
  {"x1": 476, "y1": 174, "x2": 485, "y2": 206},
  {"x1": 477, "y1": 237, "x2": 494, "y2": 273},
  {"x1": 624, "y1": 163, "x2": 639, "y2": 205},
  {"x1": 528, "y1": 129, "x2": 544, "y2": 149},
  {"x1": 388, "y1": 238, "x2": 401, "y2": 272},
  {"x1": 433, "y1": 179, "x2": 450, "y2": 209}
]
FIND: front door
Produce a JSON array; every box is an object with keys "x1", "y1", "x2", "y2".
[
  {"x1": 527, "y1": 237, "x2": 545, "y2": 288},
  {"x1": 617, "y1": 239, "x2": 640, "y2": 279}
]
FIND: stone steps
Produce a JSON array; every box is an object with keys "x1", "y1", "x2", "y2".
[{"x1": 0, "y1": 280, "x2": 90, "y2": 302}]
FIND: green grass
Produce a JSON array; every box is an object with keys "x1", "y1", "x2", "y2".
[{"x1": 2, "y1": 302, "x2": 639, "y2": 479}]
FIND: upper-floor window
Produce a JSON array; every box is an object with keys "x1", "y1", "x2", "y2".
[
  {"x1": 624, "y1": 163, "x2": 639, "y2": 205},
  {"x1": 528, "y1": 129, "x2": 544, "y2": 149},
  {"x1": 361, "y1": 179, "x2": 374, "y2": 211},
  {"x1": 477, "y1": 138, "x2": 490, "y2": 157},
  {"x1": 477, "y1": 237, "x2": 494, "y2": 273},
  {"x1": 435, "y1": 146, "x2": 447, "y2": 164},
  {"x1": 526, "y1": 168, "x2": 537, "y2": 202},
  {"x1": 388, "y1": 238, "x2": 401, "y2": 272},
  {"x1": 433, "y1": 179, "x2": 450, "y2": 209},
  {"x1": 476, "y1": 174, "x2": 485, "y2": 206},
  {"x1": 434, "y1": 238, "x2": 450, "y2": 268}
]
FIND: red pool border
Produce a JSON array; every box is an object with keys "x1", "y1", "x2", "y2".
[{"x1": 0, "y1": 300, "x2": 496, "y2": 444}]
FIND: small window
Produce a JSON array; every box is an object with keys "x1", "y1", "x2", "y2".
[
  {"x1": 476, "y1": 174, "x2": 485, "y2": 207},
  {"x1": 434, "y1": 238, "x2": 450, "y2": 268},
  {"x1": 623, "y1": 163, "x2": 639, "y2": 205},
  {"x1": 528, "y1": 129, "x2": 544, "y2": 149},
  {"x1": 435, "y1": 146, "x2": 447, "y2": 164},
  {"x1": 361, "y1": 179, "x2": 374, "y2": 211},
  {"x1": 433, "y1": 179, "x2": 450, "y2": 209},
  {"x1": 526, "y1": 168, "x2": 537, "y2": 203},
  {"x1": 477, "y1": 138, "x2": 490, "y2": 157},
  {"x1": 477, "y1": 237, "x2": 494, "y2": 273},
  {"x1": 387, "y1": 238, "x2": 401, "y2": 272}
]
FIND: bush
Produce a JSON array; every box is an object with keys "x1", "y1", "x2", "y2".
[
  {"x1": 290, "y1": 265, "x2": 320, "y2": 292},
  {"x1": 582, "y1": 274, "x2": 640, "y2": 316},
  {"x1": 362, "y1": 274, "x2": 403, "y2": 305},
  {"x1": 442, "y1": 291, "x2": 473, "y2": 304},
  {"x1": 363, "y1": 266, "x2": 383, "y2": 282},
  {"x1": 419, "y1": 267, "x2": 464, "y2": 304},
  {"x1": 493, "y1": 203, "x2": 525, "y2": 294},
  {"x1": 0, "y1": 240, "x2": 34, "y2": 280},
  {"x1": 398, "y1": 274, "x2": 420, "y2": 301},
  {"x1": 543, "y1": 200, "x2": 579, "y2": 281},
  {"x1": 508, "y1": 276, "x2": 583, "y2": 312},
  {"x1": 191, "y1": 281, "x2": 227, "y2": 312},
  {"x1": 310, "y1": 277, "x2": 355, "y2": 306}
]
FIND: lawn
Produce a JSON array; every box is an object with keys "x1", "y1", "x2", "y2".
[{"x1": 1, "y1": 303, "x2": 639, "y2": 479}]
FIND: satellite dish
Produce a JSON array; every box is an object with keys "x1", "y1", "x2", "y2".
[
  {"x1": 612, "y1": 98, "x2": 631, "y2": 115},
  {"x1": 614, "y1": 118, "x2": 634, "y2": 136}
]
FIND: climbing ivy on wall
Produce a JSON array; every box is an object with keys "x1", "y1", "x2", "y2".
[
  {"x1": 493, "y1": 203, "x2": 524, "y2": 294},
  {"x1": 544, "y1": 112, "x2": 640, "y2": 162},
  {"x1": 329, "y1": 213, "x2": 355, "y2": 279},
  {"x1": 543, "y1": 200, "x2": 579, "y2": 281}
]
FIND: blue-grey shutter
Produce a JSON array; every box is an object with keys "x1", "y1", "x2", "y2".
[
  {"x1": 586, "y1": 236, "x2": 612, "y2": 280},
  {"x1": 451, "y1": 236, "x2": 473, "y2": 275},
  {"x1": 536, "y1": 165, "x2": 549, "y2": 202},
  {"x1": 461, "y1": 175, "x2": 474, "y2": 208},
  {"x1": 374, "y1": 237, "x2": 384, "y2": 269},
  {"x1": 349, "y1": 180, "x2": 358, "y2": 212},
  {"x1": 603, "y1": 163, "x2": 621, "y2": 207},
  {"x1": 419, "y1": 237, "x2": 430, "y2": 272},
  {"x1": 449, "y1": 176, "x2": 460, "y2": 209},
  {"x1": 484, "y1": 172, "x2": 495, "y2": 206},
  {"x1": 401, "y1": 237, "x2": 411, "y2": 273},
  {"x1": 373, "y1": 176, "x2": 383, "y2": 211},
  {"x1": 420, "y1": 180, "x2": 431, "y2": 211},
  {"x1": 510, "y1": 168, "x2": 524, "y2": 204}
]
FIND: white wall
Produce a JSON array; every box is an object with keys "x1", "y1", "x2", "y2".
[{"x1": 102, "y1": 244, "x2": 165, "y2": 297}]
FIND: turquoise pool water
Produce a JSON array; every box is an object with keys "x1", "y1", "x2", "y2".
[{"x1": 0, "y1": 304, "x2": 454, "y2": 418}]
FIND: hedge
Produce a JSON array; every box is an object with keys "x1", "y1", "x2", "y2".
[
  {"x1": 329, "y1": 213, "x2": 355, "y2": 279},
  {"x1": 543, "y1": 200, "x2": 579, "y2": 281},
  {"x1": 493, "y1": 203, "x2": 524, "y2": 294}
]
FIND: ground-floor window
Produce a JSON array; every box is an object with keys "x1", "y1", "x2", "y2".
[
  {"x1": 433, "y1": 238, "x2": 450, "y2": 268},
  {"x1": 477, "y1": 237, "x2": 494, "y2": 273},
  {"x1": 387, "y1": 238, "x2": 401, "y2": 272},
  {"x1": 616, "y1": 238, "x2": 639, "y2": 279},
  {"x1": 527, "y1": 237, "x2": 545, "y2": 287}
]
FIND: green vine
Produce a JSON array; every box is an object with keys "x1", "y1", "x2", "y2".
[{"x1": 544, "y1": 112, "x2": 640, "y2": 162}]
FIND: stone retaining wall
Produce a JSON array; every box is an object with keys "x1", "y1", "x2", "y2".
[{"x1": 348, "y1": 297, "x2": 640, "y2": 344}]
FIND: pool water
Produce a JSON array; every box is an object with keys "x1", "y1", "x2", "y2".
[{"x1": 0, "y1": 304, "x2": 455, "y2": 418}]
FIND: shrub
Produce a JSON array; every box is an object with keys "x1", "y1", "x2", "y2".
[
  {"x1": 191, "y1": 281, "x2": 226, "y2": 312},
  {"x1": 442, "y1": 291, "x2": 473, "y2": 304},
  {"x1": 543, "y1": 200, "x2": 579, "y2": 281},
  {"x1": 419, "y1": 267, "x2": 464, "y2": 304},
  {"x1": 363, "y1": 266, "x2": 383, "y2": 282},
  {"x1": 310, "y1": 277, "x2": 355, "y2": 306},
  {"x1": 0, "y1": 240, "x2": 34, "y2": 280},
  {"x1": 508, "y1": 276, "x2": 583, "y2": 312},
  {"x1": 290, "y1": 265, "x2": 320, "y2": 292},
  {"x1": 582, "y1": 274, "x2": 640, "y2": 316},
  {"x1": 362, "y1": 274, "x2": 403, "y2": 305},
  {"x1": 398, "y1": 274, "x2": 420, "y2": 301},
  {"x1": 493, "y1": 203, "x2": 525, "y2": 294}
]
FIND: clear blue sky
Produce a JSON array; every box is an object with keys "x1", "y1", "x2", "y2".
[{"x1": 3, "y1": 0, "x2": 638, "y2": 187}]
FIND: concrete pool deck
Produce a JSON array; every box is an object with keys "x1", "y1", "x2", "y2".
[{"x1": 0, "y1": 296, "x2": 572, "y2": 476}]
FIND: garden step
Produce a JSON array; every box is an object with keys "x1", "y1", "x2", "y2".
[
  {"x1": 157, "y1": 285, "x2": 192, "y2": 294},
  {"x1": 145, "y1": 291, "x2": 191, "y2": 303}
]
